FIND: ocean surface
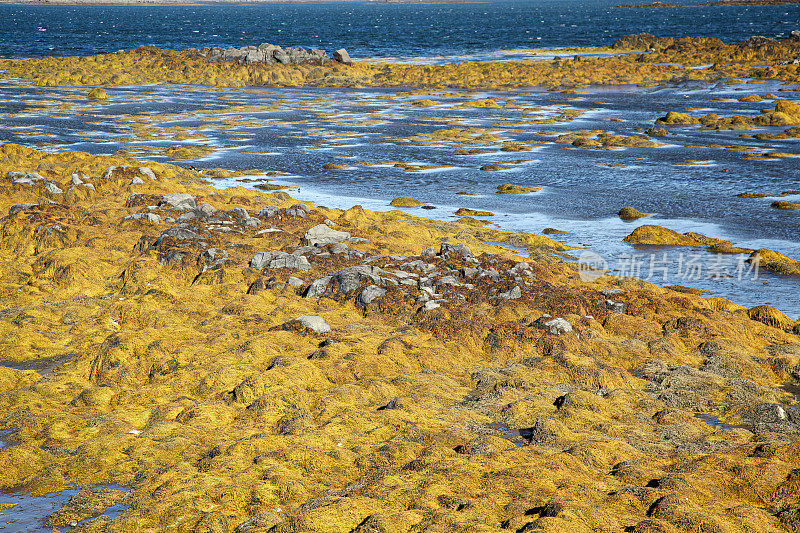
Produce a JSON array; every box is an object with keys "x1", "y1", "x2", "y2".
[
  {"x1": 0, "y1": 0, "x2": 799, "y2": 61},
  {"x1": 0, "y1": 1, "x2": 799, "y2": 317}
]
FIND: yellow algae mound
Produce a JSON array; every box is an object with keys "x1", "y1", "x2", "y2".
[
  {"x1": 623, "y1": 224, "x2": 729, "y2": 246},
  {"x1": 772, "y1": 200, "x2": 800, "y2": 209},
  {"x1": 655, "y1": 111, "x2": 701, "y2": 125},
  {"x1": 496, "y1": 183, "x2": 540, "y2": 194},
  {"x1": 2, "y1": 143, "x2": 800, "y2": 533},
  {"x1": 389, "y1": 196, "x2": 425, "y2": 207},
  {"x1": 618, "y1": 206, "x2": 653, "y2": 221},
  {"x1": 454, "y1": 208, "x2": 495, "y2": 216},
  {"x1": 748, "y1": 305, "x2": 797, "y2": 331},
  {"x1": 747, "y1": 248, "x2": 800, "y2": 276},
  {"x1": 87, "y1": 87, "x2": 109, "y2": 100}
]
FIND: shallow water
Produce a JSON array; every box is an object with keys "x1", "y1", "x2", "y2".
[
  {"x1": 3, "y1": 80, "x2": 798, "y2": 316},
  {"x1": 0, "y1": 485, "x2": 127, "y2": 532},
  {"x1": 694, "y1": 413, "x2": 746, "y2": 431}
]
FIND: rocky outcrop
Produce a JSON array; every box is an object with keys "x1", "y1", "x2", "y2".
[{"x1": 202, "y1": 43, "x2": 352, "y2": 66}]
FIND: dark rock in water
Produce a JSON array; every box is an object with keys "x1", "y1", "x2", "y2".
[{"x1": 333, "y1": 48, "x2": 352, "y2": 65}]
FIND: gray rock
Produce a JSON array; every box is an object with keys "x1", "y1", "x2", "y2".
[
  {"x1": 270, "y1": 253, "x2": 311, "y2": 271},
  {"x1": 8, "y1": 203, "x2": 37, "y2": 216},
  {"x1": 330, "y1": 242, "x2": 349, "y2": 254},
  {"x1": 402, "y1": 260, "x2": 435, "y2": 273},
  {"x1": 421, "y1": 246, "x2": 437, "y2": 258},
  {"x1": 131, "y1": 176, "x2": 145, "y2": 185},
  {"x1": 499, "y1": 286, "x2": 522, "y2": 300},
  {"x1": 123, "y1": 212, "x2": 161, "y2": 224},
  {"x1": 273, "y1": 48, "x2": 290, "y2": 64},
  {"x1": 358, "y1": 285, "x2": 386, "y2": 307},
  {"x1": 138, "y1": 167, "x2": 157, "y2": 180},
  {"x1": 70, "y1": 174, "x2": 83, "y2": 185},
  {"x1": 291, "y1": 315, "x2": 331, "y2": 334},
  {"x1": 545, "y1": 318, "x2": 572, "y2": 335},
  {"x1": 304, "y1": 224, "x2": 351, "y2": 247},
  {"x1": 287, "y1": 276, "x2": 304, "y2": 288},
  {"x1": 461, "y1": 267, "x2": 480, "y2": 278},
  {"x1": 244, "y1": 218, "x2": 261, "y2": 228},
  {"x1": 155, "y1": 226, "x2": 204, "y2": 245},
  {"x1": 12, "y1": 172, "x2": 44, "y2": 185},
  {"x1": 259, "y1": 206, "x2": 279, "y2": 218},
  {"x1": 436, "y1": 275, "x2": 460, "y2": 287},
  {"x1": 160, "y1": 193, "x2": 196, "y2": 210},
  {"x1": 304, "y1": 276, "x2": 333, "y2": 298},
  {"x1": 332, "y1": 265, "x2": 384, "y2": 294},
  {"x1": 198, "y1": 248, "x2": 228, "y2": 272},
  {"x1": 440, "y1": 242, "x2": 474, "y2": 260},
  {"x1": 7, "y1": 171, "x2": 25, "y2": 180},
  {"x1": 195, "y1": 204, "x2": 216, "y2": 218},
  {"x1": 176, "y1": 212, "x2": 196, "y2": 223},
  {"x1": 423, "y1": 301, "x2": 441, "y2": 311},
  {"x1": 333, "y1": 48, "x2": 352, "y2": 65},
  {"x1": 226, "y1": 207, "x2": 250, "y2": 219},
  {"x1": 43, "y1": 182, "x2": 63, "y2": 194},
  {"x1": 250, "y1": 251, "x2": 311, "y2": 272}
]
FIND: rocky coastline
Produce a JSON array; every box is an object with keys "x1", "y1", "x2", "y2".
[
  {"x1": 0, "y1": 34, "x2": 800, "y2": 533},
  {"x1": 1, "y1": 32, "x2": 800, "y2": 89}
]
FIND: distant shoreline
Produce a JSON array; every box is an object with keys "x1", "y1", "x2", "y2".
[
  {"x1": 618, "y1": 0, "x2": 800, "y2": 6},
  {"x1": 0, "y1": 0, "x2": 477, "y2": 4}
]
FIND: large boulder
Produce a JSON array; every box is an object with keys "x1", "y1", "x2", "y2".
[
  {"x1": 440, "y1": 242, "x2": 474, "y2": 260},
  {"x1": 333, "y1": 49, "x2": 352, "y2": 65},
  {"x1": 250, "y1": 251, "x2": 311, "y2": 272},
  {"x1": 304, "y1": 224, "x2": 351, "y2": 247},
  {"x1": 160, "y1": 193, "x2": 196, "y2": 210},
  {"x1": 357, "y1": 285, "x2": 386, "y2": 307},
  {"x1": 304, "y1": 265, "x2": 385, "y2": 298}
]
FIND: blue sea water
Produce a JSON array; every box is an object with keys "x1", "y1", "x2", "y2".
[{"x1": 0, "y1": 0, "x2": 798, "y2": 60}]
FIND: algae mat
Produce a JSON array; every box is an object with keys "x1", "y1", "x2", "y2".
[{"x1": 0, "y1": 143, "x2": 800, "y2": 532}]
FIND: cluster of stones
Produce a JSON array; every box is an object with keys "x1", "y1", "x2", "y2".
[{"x1": 200, "y1": 43, "x2": 352, "y2": 66}]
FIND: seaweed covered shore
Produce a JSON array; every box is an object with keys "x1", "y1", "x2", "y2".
[
  {"x1": 1, "y1": 32, "x2": 800, "y2": 89},
  {"x1": 0, "y1": 141, "x2": 800, "y2": 532},
  {"x1": 1, "y1": 33, "x2": 800, "y2": 533}
]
